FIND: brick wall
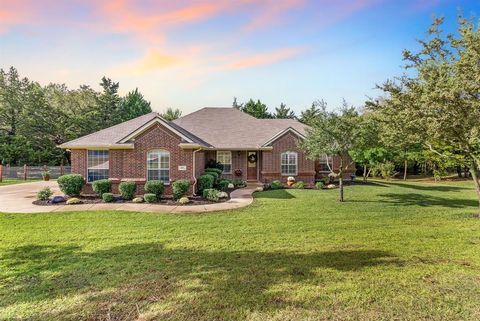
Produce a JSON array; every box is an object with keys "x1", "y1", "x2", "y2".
[
  {"x1": 70, "y1": 123, "x2": 196, "y2": 196},
  {"x1": 261, "y1": 131, "x2": 316, "y2": 185}
]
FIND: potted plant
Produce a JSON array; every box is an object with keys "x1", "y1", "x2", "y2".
[
  {"x1": 287, "y1": 176, "x2": 295, "y2": 186},
  {"x1": 42, "y1": 170, "x2": 50, "y2": 181}
]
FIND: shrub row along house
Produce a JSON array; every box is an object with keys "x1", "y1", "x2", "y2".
[{"x1": 59, "y1": 107, "x2": 350, "y2": 195}]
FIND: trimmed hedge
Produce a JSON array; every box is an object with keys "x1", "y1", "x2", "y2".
[
  {"x1": 205, "y1": 167, "x2": 223, "y2": 176},
  {"x1": 315, "y1": 181, "x2": 324, "y2": 189},
  {"x1": 102, "y1": 193, "x2": 115, "y2": 202},
  {"x1": 271, "y1": 180, "x2": 283, "y2": 190},
  {"x1": 197, "y1": 174, "x2": 214, "y2": 193},
  {"x1": 218, "y1": 179, "x2": 232, "y2": 191},
  {"x1": 203, "y1": 188, "x2": 219, "y2": 202},
  {"x1": 144, "y1": 180, "x2": 164, "y2": 198},
  {"x1": 292, "y1": 181, "x2": 305, "y2": 189},
  {"x1": 204, "y1": 170, "x2": 219, "y2": 183},
  {"x1": 144, "y1": 193, "x2": 157, "y2": 203},
  {"x1": 172, "y1": 179, "x2": 190, "y2": 200},
  {"x1": 232, "y1": 178, "x2": 246, "y2": 188},
  {"x1": 57, "y1": 174, "x2": 84, "y2": 196},
  {"x1": 119, "y1": 181, "x2": 136, "y2": 200},
  {"x1": 92, "y1": 179, "x2": 111, "y2": 196}
]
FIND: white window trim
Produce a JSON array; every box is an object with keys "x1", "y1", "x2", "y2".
[
  {"x1": 216, "y1": 151, "x2": 232, "y2": 174},
  {"x1": 147, "y1": 149, "x2": 171, "y2": 184},
  {"x1": 281, "y1": 151, "x2": 298, "y2": 176},
  {"x1": 318, "y1": 155, "x2": 333, "y2": 173},
  {"x1": 87, "y1": 149, "x2": 109, "y2": 183}
]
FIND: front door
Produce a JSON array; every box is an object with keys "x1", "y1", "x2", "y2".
[{"x1": 247, "y1": 151, "x2": 258, "y2": 181}]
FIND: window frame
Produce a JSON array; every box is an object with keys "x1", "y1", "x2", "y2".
[
  {"x1": 216, "y1": 151, "x2": 232, "y2": 174},
  {"x1": 318, "y1": 155, "x2": 333, "y2": 173},
  {"x1": 87, "y1": 149, "x2": 109, "y2": 183},
  {"x1": 147, "y1": 149, "x2": 171, "y2": 184},
  {"x1": 280, "y1": 151, "x2": 298, "y2": 176}
]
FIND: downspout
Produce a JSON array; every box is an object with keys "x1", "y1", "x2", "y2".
[{"x1": 192, "y1": 148, "x2": 202, "y2": 196}]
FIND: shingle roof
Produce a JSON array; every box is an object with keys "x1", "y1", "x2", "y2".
[
  {"x1": 59, "y1": 107, "x2": 308, "y2": 149},
  {"x1": 173, "y1": 108, "x2": 308, "y2": 149}
]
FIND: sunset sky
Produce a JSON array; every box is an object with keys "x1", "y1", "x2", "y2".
[{"x1": 1, "y1": 0, "x2": 479, "y2": 114}]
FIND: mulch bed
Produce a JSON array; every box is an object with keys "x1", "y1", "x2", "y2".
[{"x1": 33, "y1": 191, "x2": 233, "y2": 206}]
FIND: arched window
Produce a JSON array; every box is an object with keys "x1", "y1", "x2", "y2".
[
  {"x1": 147, "y1": 149, "x2": 170, "y2": 183},
  {"x1": 281, "y1": 151, "x2": 297, "y2": 175}
]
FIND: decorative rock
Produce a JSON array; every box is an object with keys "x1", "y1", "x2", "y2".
[
  {"x1": 132, "y1": 197, "x2": 144, "y2": 203},
  {"x1": 227, "y1": 183, "x2": 234, "y2": 189},
  {"x1": 326, "y1": 184, "x2": 336, "y2": 189},
  {"x1": 51, "y1": 196, "x2": 65, "y2": 204},
  {"x1": 178, "y1": 196, "x2": 189, "y2": 205},
  {"x1": 217, "y1": 191, "x2": 228, "y2": 199},
  {"x1": 255, "y1": 187, "x2": 263, "y2": 192},
  {"x1": 66, "y1": 197, "x2": 82, "y2": 205}
]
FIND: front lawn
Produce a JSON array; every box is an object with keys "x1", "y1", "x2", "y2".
[{"x1": 1, "y1": 180, "x2": 479, "y2": 320}]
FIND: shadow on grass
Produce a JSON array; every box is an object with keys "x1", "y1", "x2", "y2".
[
  {"x1": 386, "y1": 181, "x2": 471, "y2": 192},
  {"x1": 254, "y1": 189, "x2": 296, "y2": 199},
  {"x1": 378, "y1": 192, "x2": 478, "y2": 208},
  {"x1": 1, "y1": 243, "x2": 401, "y2": 320}
]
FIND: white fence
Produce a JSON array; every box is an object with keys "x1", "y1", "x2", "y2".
[{"x1": 0, "y1": 165, "x2": 71, "y2": 180}]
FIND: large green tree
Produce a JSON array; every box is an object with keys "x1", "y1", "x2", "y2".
[
  {"x1": 240, "y1": 99, "x2": 272, "y2": 119},
  {"x1": 274, "y1": 103, "x2": 295, "y2": 119},
  {"x1": 301, "y1": 101, "x2": 360, "y2": 202},
  {"x1": 376, "y1": 16, "x2": 480, "y2": 212},
  {"x1": 119, "y1": 88, "x2": 152, "y2": 122},
  {"x1": 299, "y1": 100, "x2": 325, "y2": 125}
]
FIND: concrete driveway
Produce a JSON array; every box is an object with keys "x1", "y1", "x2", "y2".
[{"x1": 0, "y1": 180, "x2": 256, "y2": 214}]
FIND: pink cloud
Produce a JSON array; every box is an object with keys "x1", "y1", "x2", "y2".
[{"x1": 225, "y1": 47, "x2": 306, "y2": 70}]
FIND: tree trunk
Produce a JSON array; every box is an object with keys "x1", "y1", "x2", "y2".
[
  {"x1": 403, "y1": 159, "x2": 408, "y2": 180},
  {"x1": 339, "y1": 158, "x2": 344, "y2": 202},
  {"x1": 363, "y1": 163, "x2": 367, "y2": 182},
  {"x1": 469, "y1": 164, "x2": 480, "y2": 216},
  {"x1": 457, "y1": 166, "x2": 463, "y2": 178}
]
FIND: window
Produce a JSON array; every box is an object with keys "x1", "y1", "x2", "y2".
[
  {"x1": 147, "y1": 150, "x2": 170, "y2": 183},
  {"x1": 87, "y1": 150, "x2": 109, "y2": 182},
  {"x1": 318, "y1": 155, "x2": 333, "y2": 172},
  {"x1": 281, "y1": 151, "x2": 297, "y2": 175},
  {"x1": 216, "y1": 151, "x2": 232, "y2": 174}
]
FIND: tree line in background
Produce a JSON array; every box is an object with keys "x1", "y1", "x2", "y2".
[
  {"x1": 0, "y1": 67, "x2": 188, "y2": 166},
  {"x1": 302, "y1": 16, "x2": 480, "y2": 210}
]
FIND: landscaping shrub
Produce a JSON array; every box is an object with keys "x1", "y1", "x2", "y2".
[
  {"x1": 37, "y1": 187, "x2": 53, "y2": 201},
  {"x1": 203, "y1": 188, "x2": 219, "y2": 202},
  {"x1": 205, "y1": 159, "x2": 223, "y2": 170},
  {"x1": 292, "y1": 181, "x2": 305, "y2": 189},
  {"x1": 57, "y1": 174, "x2": 84, "y2": 196},
  {"x1": 197, "y1": 174, "x2": 214, "y2": 193},
  {"x1": 144, "y1": 193, "x2": 157, "y2": 203},
  {"x1": 315, "y1": 181, "x2": 325, "y2": 189},
  {"x1": 66, "y1": 197, "x2": 82, "y2": 205},
  {"x1": 218, "y1": 179, "x2": 232, "y2": 191},
  {"x1": 172, "y1": 179, "x2": 190, "y2": 200},
  {"x1": 92, "y1": 179, "x2": 111, "y2": 196},
  {"x1": 119, "y1": 181, "x2": 137, "y2": 200},
  {"x1": 178, "y1": 196, "x2": 189, "y2": 205},
  {"x1": 205, "y1": 167, "x2": 223, "y2": 176},
  {"x1": 144, "y1": 180, "x2": 164, "y2": 198},
  {"x1": 102, "y1": 193, "x2": 115, "y2": 203},
  {"x1": 379, "y1": 161, "x2": 397, "y2": 180},
  {"x1": 271, "y1": 180, "x2": 283, "y2": 190},
  {"x1": 232, "y1": 178, "x2": 246, "y2": 188},
  {"x1": 204, "y1": 170, "x2": 219, "y2": 183}
]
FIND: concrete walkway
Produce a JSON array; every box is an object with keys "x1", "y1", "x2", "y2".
[{"x1": 0, "y1": 180, "x2": 258, "y2": 214}]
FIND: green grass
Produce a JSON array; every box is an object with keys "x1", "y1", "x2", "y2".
[
  {"x1": 1, "y1": 180, "x2": 479, "y2": 320},
  {"x1": 0, "y1": 179, "x2": 40, "y2": 186}
]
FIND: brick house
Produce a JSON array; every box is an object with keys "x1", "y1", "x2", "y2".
[{"x1": 59, "y1": 107, "x2": 352, "y2": 195}]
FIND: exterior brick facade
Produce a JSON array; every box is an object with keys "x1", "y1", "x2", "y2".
[
  {"x1": 70, "y1": 123, "x2": 355, "y2": 195},
  {"x1": 261, "y1": 131, "x2": 316, "y2": 185}
]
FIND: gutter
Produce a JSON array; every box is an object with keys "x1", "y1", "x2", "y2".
[{"x1": 192, "y1": 147, "x2": 202, "y2": 196}]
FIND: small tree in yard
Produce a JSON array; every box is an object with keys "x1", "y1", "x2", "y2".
[{"x1": 301, "y1": 100, "x2": 360, "y2": 202}]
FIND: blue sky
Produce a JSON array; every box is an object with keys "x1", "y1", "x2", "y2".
[{"x1": 1, "y1": 0, "x2": 479, "y2": 114}]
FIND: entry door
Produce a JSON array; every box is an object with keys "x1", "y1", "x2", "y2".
[{"x1": 247, "y1": 151, "x2": 258, "y2": 181}]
